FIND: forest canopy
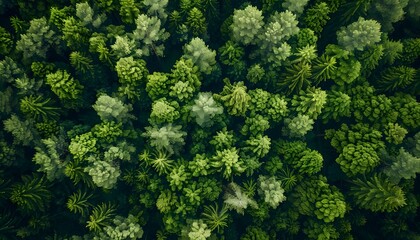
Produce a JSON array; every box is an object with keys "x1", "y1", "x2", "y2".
[{"x1": 0, "y1": 0, "x2": 419, "y2": 239}]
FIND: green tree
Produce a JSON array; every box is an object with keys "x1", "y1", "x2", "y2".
[
  {"x1": 337, "y1": 17, "x2": 382, "y2": 51},
  {"x1": 213, "y1": 78, "x2": 250, "y2": 116},
  {"x1": 16, "y1": 17, "x2": 59, "y2": 61},
  {"x1": 142, "y1": 124, "x2": 187, "y2": 155},
  {"x1": 45, "y1": 70, "x2": 83, "y2": 101},
  {"x1": 231, "y1": 5, "x2": 264, "y2": 45},
  {"x1": 92, "y1": 94, "x2": 134, "y2": 123},
  {"x1": 350, "y1": 174, "x2": 406, "y2": 212},
  {"x1": 20, "y1": 95, "x2": 60, "y2": 121},
  {"x1": 183, "y1": 37, "x2": 216, "y2": 74},
  {"x1": 191, "y1": 92, "x2": 223, "y2": 127},
  {"x1": 223, "y1": 182, "x2": 257, "y2": 214},
  {"x1": 10, "y1": 174, "x2": 51, "y2": 212}
]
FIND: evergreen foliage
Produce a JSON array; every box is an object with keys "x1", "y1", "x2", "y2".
[
  {"x1": 0, "y1": 1, "x2": 419, "y2": 239},
  {"x1": 350, "y1": 174, "x2": 406, "y2": 212}
]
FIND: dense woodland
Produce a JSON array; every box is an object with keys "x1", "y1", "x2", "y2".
[{"x1": 0, "y1": 0, "x2": 419, "y2": 239}]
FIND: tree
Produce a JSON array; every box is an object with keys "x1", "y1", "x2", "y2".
[
  {"x1": 10, "y1": 174, "x2": 51, "y2": 212},
  {"x1": 16, "y1": 17, "x2": 59, "y2": 61},
  {"x1": 282, "y1": 0, "x2": 310, "y2": 14},
  {"x1": 291, "y1": 87, "x2": 327, "y2": 120},
  {"x1": 45, "y1": 70, "x2": 83, "y2": 101},
  {"x1": 142, "y1": 124, "x2": 187, "y2": 155},
  {"x1": 231, "y1": 5, "x2": 264, "y2": 45},
  {"x1": 92, "y1": 94, "x2": 134, "y2": 123},
  {"x1": 383, "y1": 148, "x2": 420, "y2": 183},
  {"x1": 149, "y1": 98, "x2": 180, "y2": 124},
  {"x1": 337, "y1": 17, "x2": 382, "y2": 51},
  {"x1": 20, "y1": 95, "x2": 60, "y2": 121},
  {"x1": 350, "y1": 174, "x2": 406, "y2": 212},
  {"x1": 223, "y1": 182, "x2": 257, "y2": 214},
  {"x1": 85, "y1": 160, "x2": 121, "y2": 189},
  {"x1": 130, "y1": 14, "x2": 170, "y2": 57},
  {"x1": 211, "y1": 148, "x2": 245, "y2": 179},
  {"x1": 213, "y1": 78, "x2": 250, "y2": 116},
  {"x1": 191, "y1": 92, "x2": 223, "y2": 127},
  {"x1": 3, "y1": 114, "x2": 36, "y2": 146},
  {"x1": 258, "y1": 176, "x2": 286, "y2": 209},
  {"x1": 183, "y1": 37, "x2": 216, "y2": 74},
  {"x1": 33, "y1": 137, "x2": 67, "y2": 181}
]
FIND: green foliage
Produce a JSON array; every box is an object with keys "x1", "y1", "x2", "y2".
[
  {"x1": 33, "y1": 137, "x2": 66, "y2": 181},
  {"x1": 337, "y1": 17, "x2": 382, "y2": 51},
  {"x1": 20, "y1": 95, "x2": 60, "y2": 121},
  {"x1": 201, "y1": 203, "x2": 229, "y2": 233},
  {"x1": 377, "y1": 66, "x2": 416, "y2": 92},
  {"x1": 119, "y1": 0, "x2": 140, "y2": 24},
  {"x1": 191, "y1": 92, "x2": 223, "y2": 127},
  {"x1": 103, "y1": 214, "x2": 144, "y2": 240},
  {"x1": 10, "y1": 174, "x2": 51, "y2": 212},
  {"x1": 70, "y1": 52, "x2": 93, "y2": 74},
  {"x1": 67, "y1": 190, "x2": 93, "y2": 217},
  {"x1": 16, "y1": 17, "x2": 58, "y2": 60},
  {"x1": 390, "y1": 93, "x2": 420, "y2": 129},
  {"x1": 183, "y1": 37, "x2": 216, "y2": 74},
  {"x1": 45, "y1": 70, "x2": 83, "y2": 101},
  {"x1": 240, "y1": 226, "x2": 270, "y2": 240},
  {"x1": 383, "y1": 148, "x2": 420, "y2": 183},
  {"x1": 214, "y1": 78, "x2": 250, "y2": 116},
  {"x1": 0, "y1": 87, "x2": 14, "y2": 114},
  {"x1": 278, "y1": 62, "x2": 311, "y2": 94},
  {"x1": 303, "y1": 219, "x2": 339, "y2": 240},
  {"x1": 385, "y1": 123, "x2": 408, "y2": 145},
  {"x1": 3, "y1": 114, "x2": 36, "y2": 146},
  {"x1": 169, "y1": 58, "x2": 201, "y2": 102},
  {"x1": 211, "y1": 147, "x2": 245, "y2": 179},
  {"x1": 367, "y1": 0, "x2": 409, "y2": 32},
  {"x1": 187, "y1": 7, "x2": 207, "y2": 37},
  {"x1": 321, "y1": 90, "x2": 351, "y2": 123},
  {"x1": 314, "y1": 188, "x2": 346, "y2": 223},
  {"x1": 218, "y1": 40, "x2": 244, "y2": 66},
  {"x1": 0, "y1": 26, "x2": 12, "y2": 55},
  {"x1": 244, "y1": 135, "x2": 271, "y2": 158},
  {"x1": 87, "y1": 203, "x2": 116, "y2": 232},
  {"x1": 115, "y1": 56, "x2": 149, "y2": 100},
  {"x1": 303, "y1": 2, "x2": 331, "y2": 35},
  {"x1": 284, "y1": 114, "x2": 314, "y2": 137},
  {"x1": 92, "y1": 94, "x2": 134, "y2": 123},
  {"x1": 0, "y1": 1, "x2": 419, "y2": 239},
  {"x1": 336, "y1": 142, "x2": 380, "y2": 176},
  {"x1": 150, "y1": 98, "x2": 180, "y2": 124},
  {"x1": 241, "y1": 114, "x2": 270, "y2": 136},
  {"x1": 350, "y1": 174, "x2": 406, "y2": 212},
  {"x1": 292, "y1": 87, "x2": 327, "y2": 120},
  {"x1": 210, "y1": 128, "x2": 236, "y2": 150},
  {"x1": 0, "y1": 57, "x2": 24, "y2": 84},
  {"x1": 61, "y1": 17, "x2": 90, "y2": 50},
  {"x1": 186, "y1": 220, "x2": 211, "y2": 240},
  {"x1": 258, "y1": 176, "x2": 286, "y2": 209},
  {"x1": 85, "y1": 160, "x2": 121, "y2": 189},
  {"x1": 231, "y1": 5, "x2": 264, "y2": 45},
  {"x1": 223, "y1": 182, "x2": 257, "y2": 214},
  {"x1": 399, "y1": 38, "x2": 420, "y2": 64},
  {"x1": 142, "y1": 124, "x2": 187, "y2": 155},
  {"x1": 246, "y1": 64, "x2": 265, "y2": 84},
  {"x1": 146, "y1": 72, "x2": 171, "y2": 101},
  {"x1": 325, "y1": 123, "x2": 384, "y2": 153},
  {"x1": 282, "y1": 0, "x2": 309, "y2": 14},
  {"x1": 346, "y1": 83, "x2": 398, "y2": 125},
  {"x1": 76, "y1": 2, "x2": 105, "y2": 28},
  {"x1": 131, "y1": 14, "x2": 170, "y2": 57}
]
